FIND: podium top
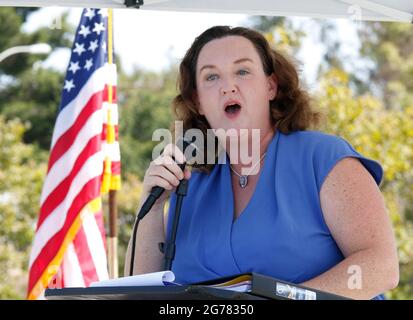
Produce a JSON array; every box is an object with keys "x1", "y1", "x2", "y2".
[
  {"x1": 46, "y1": 272, "x2": 350, "y2": 300},
  {"x1": 45, "y1": 285, "x2": 267, "y2": 300}
]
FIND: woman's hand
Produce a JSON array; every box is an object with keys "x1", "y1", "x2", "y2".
[{"x1": 141, "y1": 143, "x2": 192, "y2": 208}]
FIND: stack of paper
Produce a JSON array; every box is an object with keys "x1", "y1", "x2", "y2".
[
  {"x1": 205, "y1": 274, "x2": 252, "y2": 292},
  {"x1": 90, "y1": 271, "x2": 252, "y2": 293},
  {"x1": 90, "y1": 271, "x2": 179, "y2": 287}
]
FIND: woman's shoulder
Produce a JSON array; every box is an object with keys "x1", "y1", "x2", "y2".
[
  {"x1": 279, "y1": 130, "x2": 351, "y2": 153},
  {"x1": 279, "y1": 130, "x2": 383, "y2": 188},
  {"x1": 281, "y1": 129, "x2": 343, "y2": 141}
]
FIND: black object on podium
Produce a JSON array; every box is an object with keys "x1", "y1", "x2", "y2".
[
  {"x1": 45, "y1": 285, "x2": 265, "y2": 300},
  {"x1": 45, "y1": 272, "x2": 350, "y2": 300}
]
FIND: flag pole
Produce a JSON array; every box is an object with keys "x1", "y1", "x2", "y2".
[
  {"x1": 108, "y1": 190, "x2": 118, "y2": 278},
  {"x1": 107, "y1": 8, "x2": 118, "y2": 279}
]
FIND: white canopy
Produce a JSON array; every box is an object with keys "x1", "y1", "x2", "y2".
[{"x1": 0, "y1": 0, "x2": 412, "y2": 22}]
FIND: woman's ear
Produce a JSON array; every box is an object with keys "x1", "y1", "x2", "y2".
[{"x1": 267, "y1": 73, "x2": 278, "y2": 100}]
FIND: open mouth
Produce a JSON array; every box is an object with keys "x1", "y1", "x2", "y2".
[{"x1": 224, "y1": 103, "x2": 241, "y2": 114}]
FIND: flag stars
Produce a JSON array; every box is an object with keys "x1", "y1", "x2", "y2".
[
  {"x1": 73, "y1": 42, "x2": 86, "y2": 56},
  {"x1": 98, "y1": 9, "x2": 108, "y2": 18},
  {"x1": 84, "y1": 8, "x2": 96, "y2": 19},
  {"x1": 78, "y1": 25, "x2": 91, "y2": 38},
  {"x1": 101, "y1": 41, "x2": 107, "y2": 53},
  {"x1": 68, "y1": 61, "x2": 80, "y2": 74},
  {"x1": 64, "y1": 79, "x2": 75, "y2": 92},
  {"x1": 84, "y1": 59, "x2": 93, "y2": 71},
  {"x1": 88, "y1": 39, "x2": 98, "y2": 53},
  {"x1": 93, "y1": 22, "x2": 105, "y2": 35}
]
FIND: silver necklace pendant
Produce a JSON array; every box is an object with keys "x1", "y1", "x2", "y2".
[
  {"x1": 239, "y1": 175, "x2": 248, "y2": 188},
  {"x1": 230, "y1": 151, "x2": 267, "y2": 189}
]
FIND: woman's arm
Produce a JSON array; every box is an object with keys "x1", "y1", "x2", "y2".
[
  {"x1": 124, "y1": 192, "x2": 166, "y2": 276},
  {"x1": 301, "y1": 157, "x2": 399, "y2": 299}
]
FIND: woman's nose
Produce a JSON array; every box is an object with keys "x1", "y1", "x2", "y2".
[
  {"x1": 221, "y1": 77, "x2": 238, "y2": 95},
  {"x1": 221, "y1": 86, "x2": 237, "y2": 95}
]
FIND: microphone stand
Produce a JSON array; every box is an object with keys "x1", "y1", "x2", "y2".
[
  {"x1": 129, "y1": 138, "x2": 196, "y2": 276},
  {"x1": 128, "y1": 173, "x2": 189, "y2": 275},
  {"x1": 159, "y1": 177, "x2": 188, "y2": 270}
]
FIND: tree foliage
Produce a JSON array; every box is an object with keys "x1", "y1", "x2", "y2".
[
  {"x1": 250, "y1": 15, "x2": 305, "y2": 55},
  {"x1": 117, "y1": 66, "x2": 177, "y2": 179},
  {"x1": 0, "y1": 8, "x2": 72, "y2": 77},
  {"x1": 359, "y1": 22, "x2": 413, "y2": 109},
  {"x1": 0, "y1": 68, "x2": 64, "y2": 149},
  {"x1": 0, "y1": 8, "x2": 72, "y2": 149},
  {"x1": 0, "y1": 116, "x2": 47, "y2": 298}
]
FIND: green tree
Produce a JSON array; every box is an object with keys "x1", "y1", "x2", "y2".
[
  {"x1": 0, "y1": 7, "x2": 72, "y2": 77},
  {"x1": 312, "y1": 20, "x2": 413, "y2": 108},
  {"x1": 359, "y1": 22, "x2": 413, "y2": 110},
  {"x1": 0, "y1": 68, "x2": 65, "y2": 149},
  {"x1": 250, "y1": 16, "x2": 305, "y2": 54},
  {"x1": 0, "y1": 7, "x2": 73, "y2": 149},
  {"x1": 0, "y1": 115, "x2": 47, "y2": 299},
  {"x1": 117, "y1": 66, "x2": 177, "y2": 179}
]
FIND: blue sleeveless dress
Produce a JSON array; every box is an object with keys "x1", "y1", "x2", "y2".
[{"x1": 166, "y1": 130, "x2": 385, "y2": 299}]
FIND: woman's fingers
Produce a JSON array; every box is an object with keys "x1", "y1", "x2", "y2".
[
  {"x1": 142, "y1": 143, "x2": 190, "y2": 196},
  {"x1": 146, "y1": 175, "x2": 174, "y2": 191},
  {"x1": 154, "y1": 152, "x2": 185, "y2": 179},
  {"x1": 149, "y1": 165, "x2": 180, "y2": 188},
  {"x1": 160, "y1": 143, "x2": 186, "y2": 165}
]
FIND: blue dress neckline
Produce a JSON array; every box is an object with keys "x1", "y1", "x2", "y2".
[{"x1": 220, "y1": 131, "x2": 280, "y2": 225}]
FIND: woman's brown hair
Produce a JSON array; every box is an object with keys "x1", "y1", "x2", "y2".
[{"x1": 172, "y1": 25, "x2": 320, "y2": 172}]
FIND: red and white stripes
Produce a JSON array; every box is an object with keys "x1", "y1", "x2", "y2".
[{"x1": 27, "y1": 63, "x2": 117, "y2": 300}]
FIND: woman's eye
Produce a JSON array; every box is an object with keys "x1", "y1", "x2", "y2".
[
  {"x1": 238, "y1": 69, "x2": 249, "y2": 76},
  {"x1": 206, "y1": 74, "x2": 218, "y2": 81}
]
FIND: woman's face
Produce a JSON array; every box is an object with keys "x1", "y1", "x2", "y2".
[{"x1": 195, "y1": 35, "x2": 277, "y2": 137}]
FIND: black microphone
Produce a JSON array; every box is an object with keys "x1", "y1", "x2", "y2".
[
  {"x1": 129, "y1": 137, "x2": 198, "y2": 276},
  {"x1": 136, "y1": 138, "x2": 196, "y2": 221}
]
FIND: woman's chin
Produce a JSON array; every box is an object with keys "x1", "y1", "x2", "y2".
[{"x1": 210, "y1": 124, "x2": 261, "y2": 147}]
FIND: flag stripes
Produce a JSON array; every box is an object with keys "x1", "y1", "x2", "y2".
[{"x1": 28, "y1": 8, "x2": 120, "y2": 299}]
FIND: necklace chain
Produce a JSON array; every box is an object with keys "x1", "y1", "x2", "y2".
[{"x1": 230, "y1": 152, "x2": 267, "y2": 188}]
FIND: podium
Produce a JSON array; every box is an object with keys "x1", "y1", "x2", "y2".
[
  {"x1": 45, "y1": 285, "x2": 266, "y2": 300},
  {"x1": 45, "y1": 272, "x2": 350, "y2": 300}
]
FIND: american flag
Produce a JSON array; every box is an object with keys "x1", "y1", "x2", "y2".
[{"x1": 27, "y1": 8, "x2": 120, "y2": 300}]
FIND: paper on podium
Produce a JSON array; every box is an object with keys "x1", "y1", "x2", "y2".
[
  {"x1": 199, "y1": 274, "x2": 252, "y2": 292},
  {"x1": 90, "y1": 271, "x2": 179, "y2": 287},
  {"x1": 89, "y1": 271, "x2": 251, "y2": 292}
]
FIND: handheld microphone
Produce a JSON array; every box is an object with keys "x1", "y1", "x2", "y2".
[
  {"x1": 137, "y1": 138, "x2": 197, "y2": 221},
  {"x1": 129, "y1": 137, "x2": 198, "y2": 276}
]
